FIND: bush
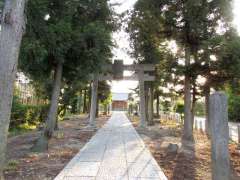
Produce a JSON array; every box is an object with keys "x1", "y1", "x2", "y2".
[
  {"x1": 228, "y1": 93, "x2": 240, "y2": 122},
  {"x1": 10, "y1": 95, "x2": 49, "y2": 130},
  {"x1": 195, "y1": 101, "x2": 205, "y2": 117},
  {"x1": 176, "y1": 102, "x2": 184, "y2": 115}
]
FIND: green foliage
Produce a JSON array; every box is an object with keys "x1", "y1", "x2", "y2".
[
  {"x1": 18, "y1": 0, "x2": 114, "y2": 119},
  {"x1": 98, "y1": 81, "x2": 111, "y2": 104},
  {"x1": 226, "y1": 88, "x2": 240, "y2": 122},
  {"x1": 161, "y1": 101, "x2": 171, "y2": 112},
  {"x1": 4, "y1": 160, "x2": 19, "y2": 171},
  {"x1": 176, "y1": 101, "x2": 184, "y2": 115},
  {"x1": 0, "y1": 0, "x2": 4, "y2": 10},
  {"x1": 194, "y1": 102, "x2": 205, "y2": 117},
  {"x1": 129, "y1": 0, "x2": 240, "y2": 121},
  {"x1": 20, "y1": 0, "x2": 114, "y2": 78},
  {"x1": 10, "y1": 94, "x2": 48, "y2": 131},
  {"x1": 228, "y1": 95, "x2": 240, "y2": 122}
]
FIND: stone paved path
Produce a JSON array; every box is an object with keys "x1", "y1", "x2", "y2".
[{"x1": 55, "y1": 112, "x2": 167, "y2": 180}]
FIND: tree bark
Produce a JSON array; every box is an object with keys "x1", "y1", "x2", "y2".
[
  {"x1": 156, "y1": 93, "x2": 160, "y2": 118},
  {"x1": 32, "y1": 62, "x2": 63, "y2": 152},
  {"x1": 144, "y1": 82, "x2": 149, "y2": 123},
  {"x1": 83, "y1": 89, "x2": 87, "y2": 113},
  {"x1": 191, "y1": 48, "x2": 198, "y2": 130},
  {"x1": 0, "y1": 0, "x2": 26, "y2": 178},
  {"x1": 89, "y1": 76, "x2": 98, "y2": 127},
  {"x1": 148, "y1": 83, "x2": 154, "y2": 125},
  {"x1": 182, "y1": 46, "x2": 194, "y2": 143},
  {"x1": 205, "y1": 86, "x2": 210, "y2": 136},
  {"x1": 54, "y1": 115, "x2": 59, "y2": 131},
  {"x1": 139, "y1": 70, "x2": 146, "y2": 127},
  {"x1": 204, "y1": 47, "x2": 211, "y2": 137},
  {"x1": 87, "y1": 84, "x2": 92, "y2": 114},
  {"x1": 191, "y1": 82, "x2": 197, "y2": 129},
  {"x1": 96, "y1": 96, "x2": 99, "y2": 118}
]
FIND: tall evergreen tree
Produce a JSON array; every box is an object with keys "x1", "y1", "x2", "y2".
[
  {"x1": 129, "y1": 0, "x2": 234, "y2": 143},
  {"x1": 20, "y1": 0, "x2": 114, "y2": 151},
  {"x1": 0, "y1": 0, "x2": 26, "y2": 178},
  {"x1": 0, "y1": 0, "x2": 25, "y2": 179}
]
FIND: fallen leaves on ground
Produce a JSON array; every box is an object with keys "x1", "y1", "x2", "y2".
[
  {"x1": 131, "y1": 116, "x2": 240, "y2": 180},
  {"x1": 4, "y1": 115, "x2": 109, "y2": 180}
]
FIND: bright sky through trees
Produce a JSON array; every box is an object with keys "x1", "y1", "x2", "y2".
[
  {"x1": 110, "y1": 0, "x2": 138, "y2": 93},
  {"x1": 233, "y1": 0, "x2": 240, "y2": 33},
  {"x1": 111, "y1": 0, "x2": 240, "y2": 93}
]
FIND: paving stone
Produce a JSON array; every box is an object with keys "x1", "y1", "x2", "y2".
[
  {"x1": 54, "y1": 112, "x2": 167, "y2": 180},
  {"x1": 128, "y1": 159, "x2": 161, "y2": 178},
  {"x1": 65, "y1": 162, "x2": 101, "y2": 177},
  {"x1": 76, "y1": 152, "x2": 104, "y2": 162},
  {"x1": 64, "y1": 177, "x2": 95, "y2": 180},
  {"x1": 97, "y1": 157, "x2": 127, "y2": 178},
  {"x1": 129, "y1": 178, "x2": 165, "y2": 180},
  {"x1": 96, "y1": 175, "x2": 128, "y2": 180}
]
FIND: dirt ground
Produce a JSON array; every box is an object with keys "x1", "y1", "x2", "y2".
[
  {"x1": 4, "y1": 114, "x2": 240, "y2": 180},
  {"x1": 129, "y1": 115, "x2": 240, "y2": 180},
  {"x1": 4, "y1": 114, "x2": 109, "y2": 180}
]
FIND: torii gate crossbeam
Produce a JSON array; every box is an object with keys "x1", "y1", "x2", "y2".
[{"x1": 89, "y1": 60, "x2": 155, "y2": 128}]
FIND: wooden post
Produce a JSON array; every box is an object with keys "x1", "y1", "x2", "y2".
[
  {"x1": 209, "y1": 92, "x2": 230, "y2": 180},
  {"x1": 138, "y1": 70, "x2": 146, "y2": 127},
  {"x1": 89, "y1": 76, "x2": 98, "y2": 127}
]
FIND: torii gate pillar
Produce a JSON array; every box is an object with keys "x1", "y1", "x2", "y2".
[{"x1": 88, "y1": 60, "x2": 155, "y2": 128}]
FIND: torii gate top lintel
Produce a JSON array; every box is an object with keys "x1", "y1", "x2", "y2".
[{"x1": 98, "y1": 60, "x2": 156, "y2": 81}]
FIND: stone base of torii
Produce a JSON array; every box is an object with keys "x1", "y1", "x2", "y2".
[{"x1": 89, "y1": 60, "x2": 155, "y2": 128}]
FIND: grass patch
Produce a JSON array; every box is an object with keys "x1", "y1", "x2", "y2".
[
  {"x1": 9, "y1": 123, "x2": 37, "y2": 137},
  {"x1": 4, "y1": 160, "x2": 19, "y2": 171}
]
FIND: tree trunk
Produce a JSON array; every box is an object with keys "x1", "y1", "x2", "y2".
[
  {"x1": 205, "y1": 86, "x2": 210, "y2": 136},
  {"x1": 96, "y1": 96, "x2": 99, "y2": 118},
  {"x1": 148, "y1": 83, "x2": 154, "y2": 125},
  {"x1": 0, "y1": 0, "x2": 26, "y2": 178},
  {"x1": 156, "y1": 93, "x2": 160, "y2": 118},
  {"x1": 32, "y1": 62, "x2": 63, "y2": 152},
  {"x1": 77, "y1": 94, "x2": 81, "y2": 114},
  {"x1": 191, "y1": 48, "x2": 199, "y2": 131},
  {"x1": 204, "y1": 47, "x2": 211, "y2": 137},
  {"x1": 182, "y1": 46, "x2": 194, "y2": 143},
  {"x1": 104, "y1": 104, "x2": 107, "y2": 115},
  {"x1": 144, "y1": 82, "x2": 149, "y2": 123},
  {"x1": 83, "y1": 89, "x2": 87, "y2": 113},
  {"x1": 89, "y1": 77, "x2": 98, "y2": 127},
  {"x1": 87, "y1": 84, "x2": 92, "y2": 114},
  {"x1": 191, "y1": 82, "x2": 197, "y2": 129},
  {"x1": 54, "y1": 111, "x2": 59, "y2": 131},
  {"x1": 139, "y1": 70, "x2": 146, "y2": 127}
]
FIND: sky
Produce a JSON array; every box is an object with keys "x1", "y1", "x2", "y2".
[
  {"x1": 233, "y1": 0, "x2": 240, "y2": 33},
  {"x1": 110, "y1": 0, "x2": 240, "y2": 94},
  {"x1": 110, "y1": 0, "x2": 138, "y2": 93}
]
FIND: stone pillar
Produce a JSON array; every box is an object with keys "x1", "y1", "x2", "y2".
[
  {"x1": 138, "y1": 70, "x2": 146, "y2": 127},
  {"x1": 209, "y1": 92, "x2": 230, "y2": 180},
  {"x1": 89, "y1": 76, "x2": 98, "y2": 127}
]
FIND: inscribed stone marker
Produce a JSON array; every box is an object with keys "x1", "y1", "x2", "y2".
[{"x1": 209, "y1": 92, "x2": 230, "y2": 180}]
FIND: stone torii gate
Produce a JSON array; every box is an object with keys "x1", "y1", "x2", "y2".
[{"x1": 89, "y1": 60, "x2": 155, "y2": 128}]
